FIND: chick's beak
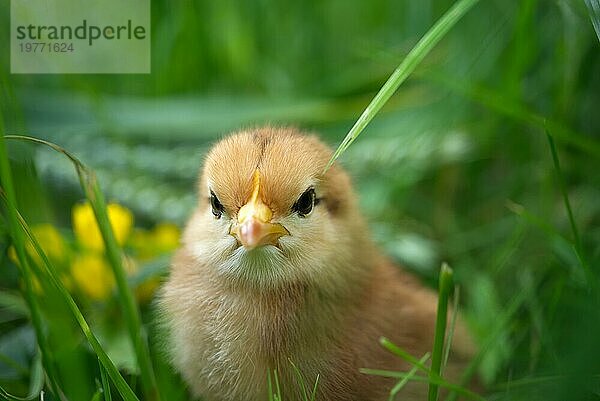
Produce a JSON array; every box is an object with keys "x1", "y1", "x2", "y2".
[{"x1": 230, "y1": 170, "x2": 289, "y2": 249}]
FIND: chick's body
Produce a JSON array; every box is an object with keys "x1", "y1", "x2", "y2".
[{"x1": 160, "y1": 127, "x2": 473, "y2": 401}]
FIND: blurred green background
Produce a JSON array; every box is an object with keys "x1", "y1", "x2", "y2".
[{"x1": 1, "y1": 0, "x2": 599, "y2": 400}]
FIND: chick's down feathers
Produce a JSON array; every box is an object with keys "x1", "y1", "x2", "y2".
[{"x1": 160, "y1": 127, "x2": 474, "y2": 401}]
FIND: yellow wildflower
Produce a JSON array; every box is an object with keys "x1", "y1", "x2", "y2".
[
  {"x1": 71, "y1": 254, "x2": 115, "y2": 300},
  {"x1": 130, "y1": 223, "x2": 180, "y2": 260},
  {"x1": 7, "y1": 224, "x2": 72, "y2": 296},
  {"x1": 152, "y1": 223, "x2": 180, "y2": 253},
  {"x1": 72, "y1": 202, "x2": 133, "y2": 251},
  {"x1": 31, "y1": 224, "x2": 67, "y2": 262},
  {"x1": 8, "y1": 223, "x2": 67, "y2": 267}
]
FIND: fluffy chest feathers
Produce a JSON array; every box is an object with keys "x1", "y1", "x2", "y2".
[{"x1": 162, "y1": 246, "x2": 360, "y2": 401}]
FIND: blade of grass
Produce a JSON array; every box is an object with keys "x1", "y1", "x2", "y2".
[
  {"x1": 26, "y1": 354, "x2": 43, "y2": 400},
  {"x1": 325, "y1": 0, "x2": 480, "y2": 170},
  {"x1": 0, "y1": 351, "x2": 30, "y2": 377},
  {"x1": 99, "y1": 358, "x2": 112, "y2": 401},
  {"x1": 0, "y1": 290, "x2": 29, "y2": 319},
  {"x1": 584, "y1": 0, "x2": 600, "y2": 42},
  {"x1": 309, "y1": 373, "x2": 320, "y2": 401},
  {"x1": 0, "y1": 353, "x2": 44, "y2": 401},
  {"x1": 289, "y1": 359, "x2": 310, "y2": 401},
  {"x1": 429, "y1": 263, "x2": 453, "y2": 401},
  {"x1": 422, "y1": 72, "x2": 600, "y2": 158},
  {"x1": 274, "y1": 368, "x2": 282, "y2": 401},
  {"x1": 86, "y1": 172, "x2": 158, "y2": 400},
  {"x1": 267, "y1": 369, "x2": 282, "y2": 401},
  {"x1": 545, "y1": 130, "x2": 592, "y2": 285},
  {"x1": 444, "y1": 278, "x2": 539, "y2": 401},
  {"x1": 389, "y1": 353, "x2": 431, "y2": 401},
  {"x1": 360, "y1": 369, "x2": 486, "y2": 401},
  {"x1": 91, "y1": 390, "x2": 103, "y2": 401},
  {"x1": 505, "y1": 201, "x2": 566, "y2": 241},
  {"x1": 442, "y1": 286, "x2": 460, "y2": 372},
  {"x1": 4, "y1": 135, "x2": 158, "y2": 401},
  {"x1": 6, "y1": 201, "x2": 141, "y2": 401},
  {"x1": 267, "y1": 369, "x2": 274, "y2": 401},
  {"x1": 379, "y1": 337, "x2": 433, "y2": 376},
  {"x1": 370, "y1": 339, "x2": 472, "y2": 397},
  {"x1": 506, "y1": 200, "x2": 592, "y2": 287},
  {"x1": 492, "y1": 374, "x2": 600, "y2": 390},
  {"x1": 0, "y1": 121, "x2": 62, "y2": 399}
]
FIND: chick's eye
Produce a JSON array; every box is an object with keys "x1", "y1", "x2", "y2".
[
  {"x1": 210, "y1": 191, "x2": 224, "y2": 219},
  {"x1": 292, "y1": 188, "x2": 317, "y2": 217}
]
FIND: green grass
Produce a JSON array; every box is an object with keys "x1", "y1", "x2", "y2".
[
  {"x1": 0, "y1": 120, "x2": 62, "y2": 400},
  {"x1": 326, "y1": 0, "x2": 480, "y2": 170},
  {"x1": 1, "y1": 0, "x2": 599, "y2": 400},
  {"x1": 585, "y1": 0, "x2": 600, "y2": 41},
  {"x1": 545, "y1": 130, "x2": 590, "y2": 284},
  {"x1": 428, "y1": 263, "x2": 453, "y2": 401},
  {"x1": 362, "y1": 265, "x2": 463, "y2": 401},
  {"x1": 267, "y1": 369, "x2": 283, "y2": 401},
  {"x1": 389, "y1": 353, "x2": 431, "y2": 401},
  {"x1": 0, "y1": 135, "x2": 141, "y2": 401}
]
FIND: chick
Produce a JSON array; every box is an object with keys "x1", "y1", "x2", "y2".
[{"x1": 160, "y1": 127, "x2": 474, "y2": 401}]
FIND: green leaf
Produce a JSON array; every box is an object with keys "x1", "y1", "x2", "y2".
[
  {"x1": 0, "y1": 354, "x2": 43, "y2": 401},
  {"x1": 0, "y1": 326, "x2": 35, "y2": 378},
  {"x1": 0, "y1": 291, "x2": 29, "y2": 319},
  {"x1": 545, "y1": 130, "x2": 593, "y2": 287}
]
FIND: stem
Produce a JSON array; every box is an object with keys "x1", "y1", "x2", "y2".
[
  {"x1": 545, "y1": 130, "x2": 592, "y2": 285},
  {"x1": 82, "y1": 174, "x2": 158, "y2": 400},
  {"x1": 429, "y1": 263, "x2": 453, "y2": 401}
]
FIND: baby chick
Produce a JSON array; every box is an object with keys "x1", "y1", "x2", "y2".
[{"x1": 160, "y1": 127, "x2": 474, "y2": 401}]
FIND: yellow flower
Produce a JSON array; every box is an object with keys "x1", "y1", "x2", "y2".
[
  {"x1": 32, "y1": 223, "x2": 66, "y2": 262},
  {"x1": 71, "y1": 254, "x2": 115, "y2": 300},
  {"x1": 130, "y1": 223, "x2": 180, "y2": 260},
  {"x1": 72, "y1": 202, "x2": 133, "y2": 251},
  {"x1": 8, "y1": 223, "x2": 66, "y2": 267},
  {"x1": 152, "y1": 223, "x2": 180, "y2": 252}
]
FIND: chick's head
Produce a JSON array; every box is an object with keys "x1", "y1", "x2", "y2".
[{"x1": 183, "y1": 127, "x2": 371, "y2": 290}]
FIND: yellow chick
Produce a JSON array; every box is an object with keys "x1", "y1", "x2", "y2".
[{"x1": 160, "y1": 127, "x2": 474, "y2": 401}]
